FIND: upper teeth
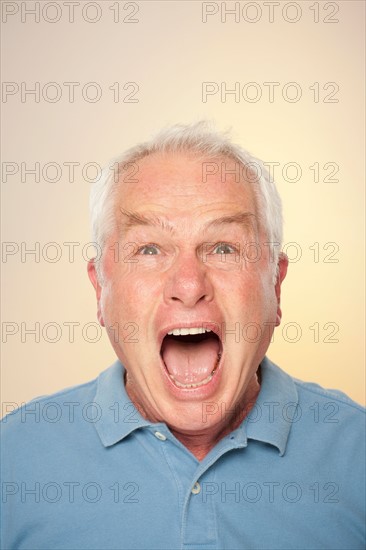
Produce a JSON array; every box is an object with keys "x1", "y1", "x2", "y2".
[{"x1": 167, "y1": 327, "x2": 213, "y2": 336}]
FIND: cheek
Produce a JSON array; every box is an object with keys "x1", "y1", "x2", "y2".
[
  {"x1": 230, "y1": 271, "x2": 277, "y2": 323},
  {"x1": 101, "y1": 272, "x2": 162, "y2": 325}
]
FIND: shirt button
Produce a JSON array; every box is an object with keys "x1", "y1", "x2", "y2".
[
  {"x1": 154, "y1": 431, "x2": 167, "y2": 441},
  {"x1": 191, "y1": 482, "x2": 201, "y2": 495}
]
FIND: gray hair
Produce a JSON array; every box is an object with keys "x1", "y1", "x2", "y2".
[{"x1": 89, "y1": 121, "x2": 283, "y2": 281}]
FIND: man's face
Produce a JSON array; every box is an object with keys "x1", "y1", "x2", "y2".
[{"x1": 88, "y1": 152, "x2": 287, "y2": 434}]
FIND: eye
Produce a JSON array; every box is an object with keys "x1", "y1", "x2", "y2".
[
  {"x1": 212, "y1": 242, "x2": 236, "y2": 255},
  {"x1": 138, "y1": 244, "x2": 160, "y2": 255}
]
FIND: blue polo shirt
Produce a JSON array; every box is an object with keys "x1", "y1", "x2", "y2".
[{"x1": 1, "y1": 356, "x2": 365, "y2": 550}]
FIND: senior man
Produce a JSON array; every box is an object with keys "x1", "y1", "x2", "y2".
[{"x1": 1, "y1": 122, "x2": 365, "y2": 550}]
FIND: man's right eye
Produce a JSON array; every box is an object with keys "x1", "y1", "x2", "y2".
[{"x1": 138, "y1": 244, "x2": 160, "y2": 255}]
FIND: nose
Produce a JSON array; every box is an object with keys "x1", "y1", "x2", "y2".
[{"x1": 163, "y1": 252, "x2": 214, "y2": 308}]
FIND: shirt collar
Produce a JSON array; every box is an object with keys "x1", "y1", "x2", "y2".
[
  {"x1": 244, "y1": 356, "x2": 299, "y2": 456},
  {"x1": 93, "y1": 360, "x2": 153, "y2": 447},
  {"x1": 94, "y1": 356, "x2": 298, "y2": 455}
]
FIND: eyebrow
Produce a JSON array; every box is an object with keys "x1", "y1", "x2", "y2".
[
  {"x1": 119, "y1": 208, "x2": 257, "y2": 235},
  {"x1": 119, "y1": 209, "x2": 175, "y2": 234},
  {"x1": 205, "y1": 212, "x2": 257, "y2": 232}
]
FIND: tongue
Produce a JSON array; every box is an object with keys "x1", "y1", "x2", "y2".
[{"x1": 162, "y1": 336, "x2": 219, "y2": 384}]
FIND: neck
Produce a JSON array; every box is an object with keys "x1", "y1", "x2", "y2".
[
  {"x1": 124, "y1": 369, "x2": 261, "y2": 462},
  {"x1": 170, "y1": 372, "x2": 261, "y2": 461}
]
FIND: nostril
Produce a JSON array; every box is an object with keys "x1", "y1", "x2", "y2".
[{"x1": 170, "y1": 293, "x2": 207, "y2": 304}]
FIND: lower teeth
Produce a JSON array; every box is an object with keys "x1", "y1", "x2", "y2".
[
  {"x1": 170, "y1": 371, "x2": 215, "y2": 388},
  {"x1": 168, "y1": 354, "x2": 221, "y2": 389}
]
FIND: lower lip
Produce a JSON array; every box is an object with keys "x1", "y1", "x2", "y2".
[{"x1": 159, "y1": 353, "x2": 223, "y2": 400}]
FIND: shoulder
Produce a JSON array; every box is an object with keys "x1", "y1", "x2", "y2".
[
  {"x1": 264, "y1": 355, "x2": 365, "y2": 415},
  {"x1": 262, "y1": 356, "x2": 365, "y2": 453},
  {"x1": 0, "y1": 363, "x2": 121, "y2": 451},
  {"x1": 292, "y1": 375, "x2": 365, "y2": 419},
  {"x1": 1, "y1": 377, "x2": 96, "y2": 428},
  {"x1": 292, "y1": 375, "x2": 365, "y2": 452}
]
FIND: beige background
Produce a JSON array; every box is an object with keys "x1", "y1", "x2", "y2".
[{"x1": 1, "y1": 0, "x2": 365, "y2": 412}]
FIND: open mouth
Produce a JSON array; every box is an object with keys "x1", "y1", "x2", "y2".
[{"x1": 160, "y1": 327, "x2": 223, "y2": 389}]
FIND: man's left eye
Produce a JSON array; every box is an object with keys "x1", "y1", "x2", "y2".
[
  {"x1": 138, "y1": 245, "x2": 160, "y2": 255},
  {"x1": 212, "y1": 243, "x2": 236, "y2": 254}
]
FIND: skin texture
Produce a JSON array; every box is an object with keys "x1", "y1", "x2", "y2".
[{"x1": 88, "y1": 151, "x2": 288, "y2": 461}]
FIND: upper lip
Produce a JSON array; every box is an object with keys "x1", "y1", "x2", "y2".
[{"x1": 157, "y1": 321, "x2": 223, "y2": 348}]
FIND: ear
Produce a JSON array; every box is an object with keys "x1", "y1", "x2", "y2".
[
  {"x1": 274, "y1": 253, "x2": 288, "y2": 327},
  {"x1": 87, "y1": 259, "x2": 105, "y2": 327}
]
